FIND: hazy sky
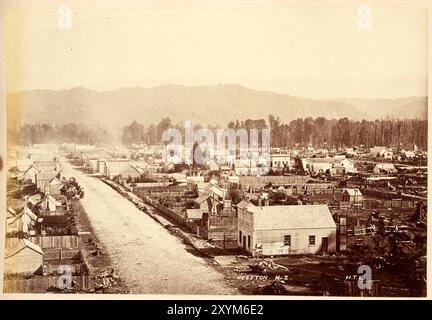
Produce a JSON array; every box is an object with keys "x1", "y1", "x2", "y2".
[{"x1": 4, "y1": 6, "x2": 428, "y2": 98}]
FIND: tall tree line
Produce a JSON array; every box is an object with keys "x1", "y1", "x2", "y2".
[
  {"x1": 8, "y1": 123, "x2": 112, "y2": 146},
  {"x1": 122, "y1": 116, "x2": 427, "y2": 150}
]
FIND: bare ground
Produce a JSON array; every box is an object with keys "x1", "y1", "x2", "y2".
[{"x1": 60, "y1": 158, "x2": 238, "y2": 295}]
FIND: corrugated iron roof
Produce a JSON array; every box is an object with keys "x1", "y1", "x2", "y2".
[{"x1": 250, "y1": 205, "x2": 336, "y2": 230}]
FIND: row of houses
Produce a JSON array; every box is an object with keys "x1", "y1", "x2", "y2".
[
  {"x1": 69, "y1": 147, "x2": 160, "y2": 182},
  {"x1": 180, "y1": 175, "x2": 340, "y2": 255},
  {"x1": 70, "y1": 143, "x2": 411, "y2": 181},
  {"x1": 5, "y1": 149, "x2": 88, "y2": 292},
  {"x1": 11, "y1": 156, "x2": 62, "y2": 191},
  {"x1": 4, "y1": 190, "x2": 73, "y2": 275},
  {"x1": 301, "y1": 157, "x2": 356, "y2": 175}
]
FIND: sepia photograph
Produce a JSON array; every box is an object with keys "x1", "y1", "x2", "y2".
[{"x1": 0, "y1": 0, "x2": 429, "y2": 300}]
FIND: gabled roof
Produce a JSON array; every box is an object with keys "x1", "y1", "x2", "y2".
[
  {"x1": 44, "y1": 194, "x2": 62, "y2": 206},
  {"x1": 194, "y1": 193, "x2": 210, "y2": 204},
  {"x1": 250, "y1": 205, "x2": 336, "y2": 230},
  {"x1": 16, "y1": 159, "x2": 33, "y2": 172},
  {"x1": 105, "y1": 160, "x2": 131, "y2": 173},
  {"x1": 204, "y1": 183, "x2": 214, "y2": 192},
  {"x1": 120, "y1": 164, "x2": 142, "y2": 175},
  {"x1": 33, "y1": 160, "x2": 57, "y2": 167},
  {"x1": 344, "y1": 188, "x2": 363, "y2": 196},
  {"x1": 8, "y1": 207, "x2": 17, "y2": 217},
  {"x1": 209, "y1": 178, "x2": 218, "y2": 185},
  {"x1": 27, "y1": 194, "x2": 42, "y2": 205},
  {"x1": 5, "y1": 239, "x2": 43, "y2": 258},
  {"x1": 48, "y1": 176, "x2": 64, "y2": 186},
  {"x1": 34, "y1": 160, "x2": 60, "y2": 172},
  {"x1": 25, "y1": 165, "x2": 41, "y2": 174},
  {"x1": 236, "y1": 200, "x2": 254, "y2": 209},
  {"x1": 23, "y1": 205, "x2": 38, "y2": 221},
  {"x1": 134, "y1": 166, "x2": 146, "y2": 175},
  {"x1": 210, "y1": 185, "x2": 226, "y2": 198},
  {"x1": 8, "y1": 212, "x2": 22, "y2": 225},
  {"x1": 374, "y1": 163, "x2": 396, "y2": 170},
  {"x1": 8, "y1": 211, "x2": 31, "y2": 233},
  {"x1": 37, "y1": 171, "x2": 59, "y2": 181},
  {"x1": 370, "y1": 146, "x2": 392, "y2": 156}
]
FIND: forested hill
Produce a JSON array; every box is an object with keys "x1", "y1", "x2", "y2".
[{"x1": 7, "y1": 84, "x2": 427, "y2": 129}]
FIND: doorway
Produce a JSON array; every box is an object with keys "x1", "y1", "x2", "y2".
[{"x1": 321, "y1": 237, "x2": 328, "y2": 254}]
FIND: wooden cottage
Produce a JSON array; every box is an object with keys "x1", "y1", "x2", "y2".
[
  {"x1": 238, "y1": 204, "x2": 337, "y2": 256},
  {"x1": 342, "y1": 188, "x2": 364, "y2": 204}
]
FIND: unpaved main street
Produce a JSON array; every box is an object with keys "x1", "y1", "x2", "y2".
[{"x1": 60, "y1": 158, "x2": 238, "y2": 295}]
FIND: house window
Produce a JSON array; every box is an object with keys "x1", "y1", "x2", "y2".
[
  {"x1": 248, "y1": 235, "x2": 251, "y2": 249},
  {"x1": 284, "y1": 235, "x2": 291, "y2": 246},
  {"x1": 309, "y1": 235, "x2": 316, "y2": 246},
  {"x1": 239, "y1": 231, "x2": 242, "y2": 243}
]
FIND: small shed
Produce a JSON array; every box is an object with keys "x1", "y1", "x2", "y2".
[
  {"x1": 373, "y1": 163, "x2": 397, "y2": 174},
  {"x1": 4, "y1": 239, "x2": 44, "y2": 274},
  {"x1": 342, "y1": 189, "x2": 364, "y2": 203}
]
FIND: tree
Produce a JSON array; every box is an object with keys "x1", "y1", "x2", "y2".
[
  {"x1": 292, "y1": 156, "x2": 306, "y2": 175},
  {"x1": 226, "y1": 187, "x2": 244, "y2": 205}
]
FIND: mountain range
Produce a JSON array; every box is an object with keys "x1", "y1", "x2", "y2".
[{"x1": 7, "y1": 84, "x2": 427, "y2": 129}]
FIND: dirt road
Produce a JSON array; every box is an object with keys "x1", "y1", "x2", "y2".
[{"x1": 60, "y1": 158, "x2": 238, "y2": 295}]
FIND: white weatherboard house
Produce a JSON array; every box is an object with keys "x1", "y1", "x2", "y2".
[
  {"x1": 238, "y1": 204, "x2": 337, "y2": 256},
  {"x1": 370, "y1": 146, "x2": 393, "y2": 159},
  {"x1": 373, "y1": 163, "x2": 397, "y2": 174},
  {"x1": 4, "y1": 239, "x2": 43, "y2": 274}
]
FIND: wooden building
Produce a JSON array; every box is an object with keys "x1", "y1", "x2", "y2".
[
  {"x1": 238, "y1": 204, "x2": 337, "y2": 256},
  {"x1": 342, "y1": 189, "x2": 364, "y2": 204},
  {"x1": 4, "y1": 239, "x2": 43, "y2": 274}
]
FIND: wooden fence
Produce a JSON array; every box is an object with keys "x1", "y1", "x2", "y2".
[
  {"x1": 39, "y1": 210, "x2": 69, "y2": 217},
  {"x1": 363, "y1": 198, "x2": 418, "y2": 209},
  {"x1": 133, "y1": 185, "x2": 187, "y2": 194},
  {"x1": 154, "y1": 204, "x2": 185, "y2": 225},
  {"x1": 32, "y1": 235, "x2": 79, "y2": 249},
  {"x1": 3, "y1": 274, "x2": 90, "y2": 293},
  {"x1": 45, "y1": 261, "x2": 89, "y2": 275},
  {"x1": 362, "y1": 188, "x2": 426, "y2": 201},
  {"x1": 43, "y1": 249, "x2": 81, "y2": 261}
]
